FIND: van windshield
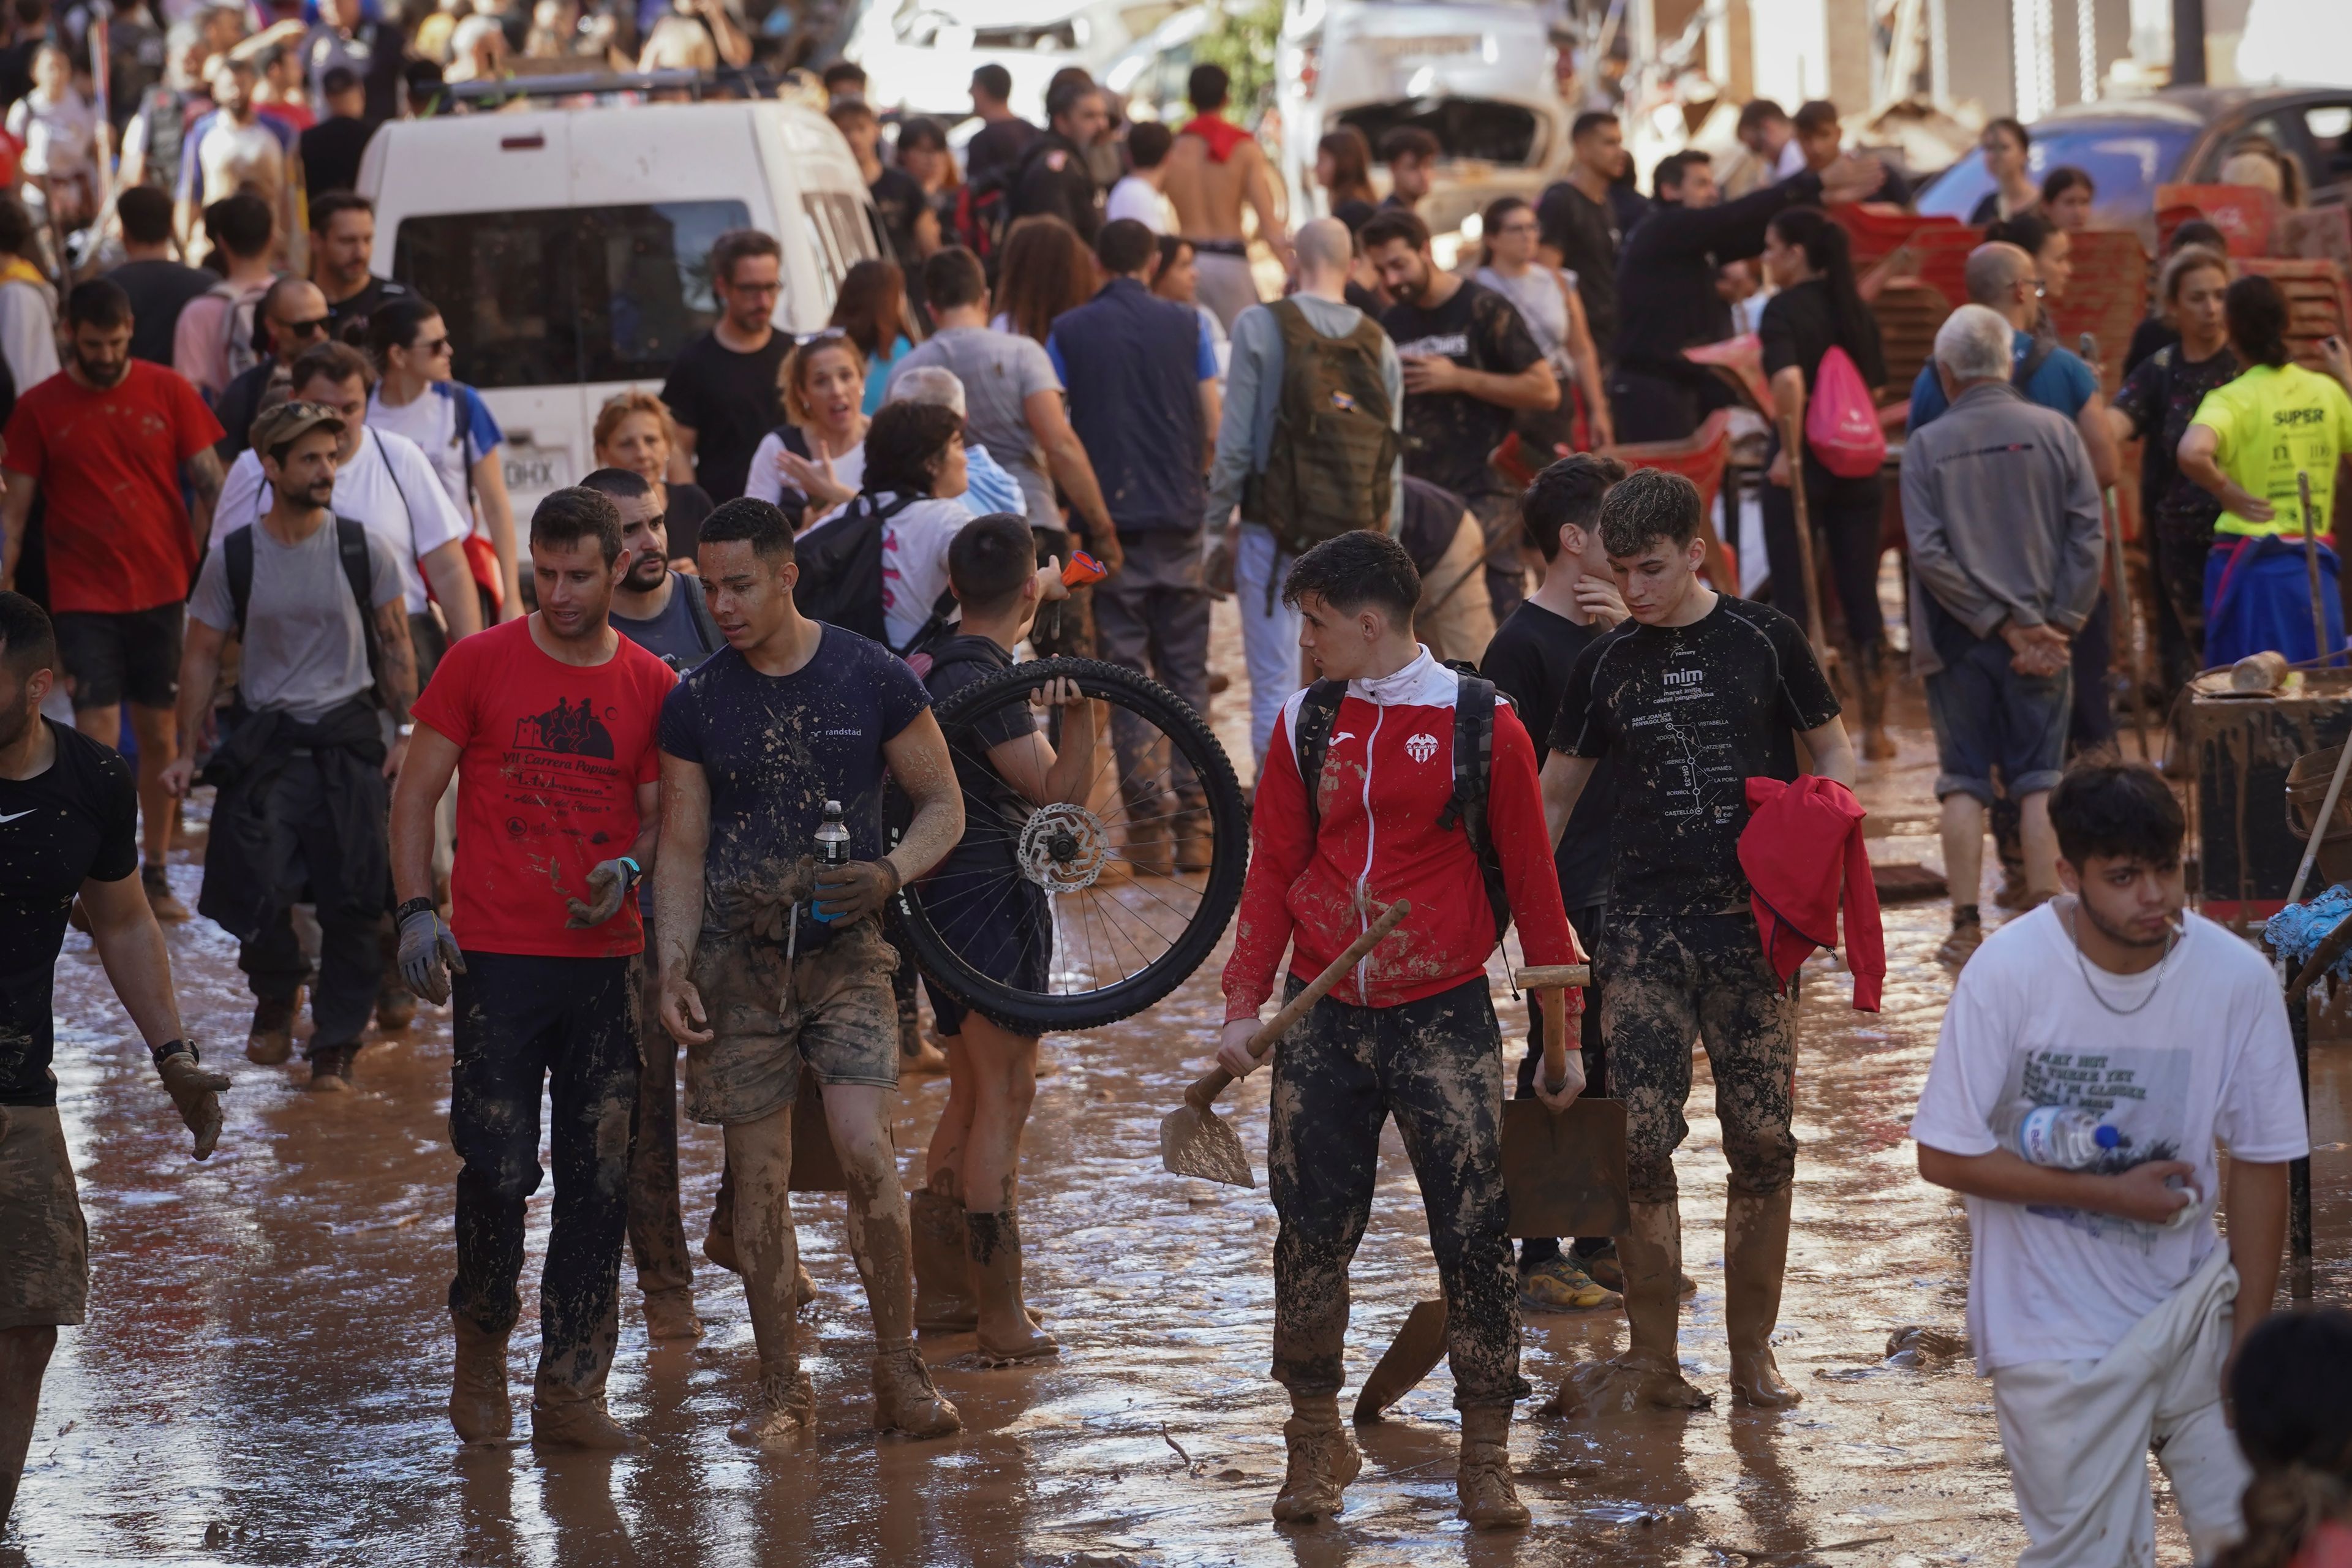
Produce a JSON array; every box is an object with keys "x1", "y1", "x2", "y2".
[
  {"x1": 1336, "y1": 99, "x2": 1542, "y2": 165},
  {"x1": 394, "y1": 200, "x2": 753, "y2": 390}
]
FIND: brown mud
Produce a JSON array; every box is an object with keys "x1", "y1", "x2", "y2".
[{"x1": 12, "y1": 601, "x2": 2345, "y2": 1566}]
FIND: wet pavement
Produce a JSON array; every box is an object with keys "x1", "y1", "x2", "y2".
[{"x1": 10, "y1": 601, "x2": 2346, "y2": 1568}]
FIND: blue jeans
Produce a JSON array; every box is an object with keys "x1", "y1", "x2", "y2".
[{"x1": 1925, "y1": 634, "x2": 2072, "y2": 805}]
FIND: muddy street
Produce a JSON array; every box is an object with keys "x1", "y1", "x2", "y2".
[{"x1": 11, "y1": 605, "x2": 2344, "y2": 1568}]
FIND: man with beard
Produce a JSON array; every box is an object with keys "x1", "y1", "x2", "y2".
[
  {"x1": 1361, "y1": 208, "x2": 1556, "y2": 624},
  {"x1": 0, "y1": 279, "x2": 226, "y2": 925},
  {"x1": 164, "y1": 402, "x2": 417, "y2": 1091},
  {"x1": 0, "y1": 590, "x2": 228, "y2": 1534}
]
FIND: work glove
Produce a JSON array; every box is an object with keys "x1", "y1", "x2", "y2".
[
  {"x1": 154, "y1": 1044, "x2": 230, "y2": 1159},
  {"x1": 399, "y1": 905, "x2": 467, "y2": 1005},
  {"x1": 567, "y1": 857, "x2": 639, "y2": 929},
  {"x1": 813, "y1": 858, "x2": 900, "y2": 925}
]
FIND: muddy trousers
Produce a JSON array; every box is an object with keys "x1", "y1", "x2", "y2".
[
  {"x1": 625, "y1": 944, "x2": 693, "y2": 1303},
  {"x1": 1267, "y1": 975, "x2": 1525, "y2": 1411},
  {"x1": 448, "y1": 953, "x2": 639, "y2": 1390},
  {"x1": 230, "y1": 756, "x2": 385, "y2": 1052},
  {"x1": 1093, "y1": 527, "x2": 1212, "y2": 799},
  {"x1": 1596, "y1": 913, "x2": 1797, "y2": 1204}
]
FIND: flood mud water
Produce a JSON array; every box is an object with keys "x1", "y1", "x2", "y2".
[{"x1": 11, "y1": 603, "x2": 2346, "y2": 1568}]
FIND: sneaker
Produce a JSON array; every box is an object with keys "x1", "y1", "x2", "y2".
[
  {"x1": 307, "y1": 1042, "x2": 357, "y2": 1093},
  {"x1": 142, "y1": 864, "x2": 190, "y2": 924},
  {"x1": 1517, "y1": 1255, "x2": 1619, "y2": 1313},
  {"x1": 248, "y1": 995, "x2": 298, "y2": 1065},
  {"x1": 1578, "y1": 1245, "x2": 1624, "y2": 1294}
]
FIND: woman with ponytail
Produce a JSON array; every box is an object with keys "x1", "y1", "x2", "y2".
[
  {"x1": 2222, "y1": 1310, "x2": 2352, "y2": 1568},
  {"x1": 1757, "y1": 204, "x2": 1894, "y2": 756}
]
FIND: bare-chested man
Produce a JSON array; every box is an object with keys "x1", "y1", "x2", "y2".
[{"x1": 1162, "y1": 63, "x2": 1290, "y2": 330}]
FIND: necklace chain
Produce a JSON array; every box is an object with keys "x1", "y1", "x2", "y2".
[{"x1": 2067, "y1": 903, "x2": 2180, "y2": 1016}]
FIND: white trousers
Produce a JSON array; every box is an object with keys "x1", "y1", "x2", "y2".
[{"x1": 1236, "y1": 522, "x2": 1303, "y2": 767}]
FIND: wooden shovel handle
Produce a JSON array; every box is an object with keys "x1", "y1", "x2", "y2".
[
  {"x1": 1540, "y1": 989, "x2": 1570, "y2": 1094},
  {"x1": 1184, "y1": 899, "x2": 1412, "y2": 1111}
]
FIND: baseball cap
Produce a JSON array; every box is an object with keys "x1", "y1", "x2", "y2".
[{"x1": 249, "y1": 399, "x2": 345, "y2": 458}]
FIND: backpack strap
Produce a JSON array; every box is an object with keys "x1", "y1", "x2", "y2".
[
  {"x1": 891, "y1": 589, "x2": 962, "y2": 660},
  {"x1": 2012, "y1": 334, "x2": 2057, "y2": 391},
  {"x1": 1294, "y1": 677, "x2": 1347, "y2": 835},
  {"x1": 1437, "y1": 671, "x2": 1513, "y2": 946},
  {"x1": 334, "y1": 516, "x2": 386, "y2": 704},
  {"x1": 676, "y1": 570, "x2": 723, "y2": 656},
  {"x1": 224, "y1": 524, "x2": 255, "y2": 635}
]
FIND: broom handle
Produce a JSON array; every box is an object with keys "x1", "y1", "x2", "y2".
[{"x1": 1183, "y1": 900, "x2": 1412, "y2": 1111}]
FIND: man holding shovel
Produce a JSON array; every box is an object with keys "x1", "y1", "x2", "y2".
[{"x1": 1216, "y1": 529, "x2": 1587, "y2": 1530}]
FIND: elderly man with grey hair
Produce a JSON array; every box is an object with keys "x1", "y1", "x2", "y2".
[
  {"x1": 888, "y1": 364, "x2": 1031, "y2": 519},
  {"x1": 1903, "y1": 303, "x2": 2105, "y2": 966}
]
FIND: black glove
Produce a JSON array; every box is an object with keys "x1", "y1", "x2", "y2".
[{"x1": 156, "y1": 1046, "x2": 230, "y2": 1159}]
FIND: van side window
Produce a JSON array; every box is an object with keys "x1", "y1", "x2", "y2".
[
  {"x1": 799, "y1": 191, "x2": 878, "y2": 316},
  {"x1": 394, "y1": 199, "x2": 752, "y2": 390}
]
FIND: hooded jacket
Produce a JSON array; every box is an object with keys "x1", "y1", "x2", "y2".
[{"x1": 1738, "y1": 774, "x2": 1884, "y2": 1012}]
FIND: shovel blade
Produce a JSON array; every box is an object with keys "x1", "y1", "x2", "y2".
[
  {"x1": 1159, "y1": 1103, "x2": 1255, "y2": 1187},
  {"x1": 1502, "y1": 1096, "x2": 1630, "y2": 1240},
  {"x1": 1352, "y1": 1298, "x2": 1450, "y2": 1423}
]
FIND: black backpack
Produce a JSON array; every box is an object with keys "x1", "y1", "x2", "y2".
[
  {"x1": 1292, "y1": 666, "x2": 1513, "y2": 946},
  {"x1": 790, "y1": 491, "x2": 958, "y2": 656},
  {"x1": 222, "y1": 518, "x2": 383, "y2": 706}
]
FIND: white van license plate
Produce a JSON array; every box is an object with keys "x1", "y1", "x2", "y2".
[
  {"x1": 1368, "y1": 34, "x2": 1480, "y2": 59},
  {"x1": 502, "y1": 439, "x2": 572, "y2": 496}
]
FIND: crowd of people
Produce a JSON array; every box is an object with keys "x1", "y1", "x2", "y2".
[{"x1": 1, "y1": 22, "x2": 2351, "y2": 1562}]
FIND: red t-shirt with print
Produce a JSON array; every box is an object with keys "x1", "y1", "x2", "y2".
[
  {"x1": 1, "y1": 361, "x2": 224, "y2": 613},
  {"x1": 410, "y1": 617, "x2": 677, "y2": 959}
]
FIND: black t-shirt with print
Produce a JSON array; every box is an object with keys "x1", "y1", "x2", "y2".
[
  {"x1": 1383, "y1": 279, "x2": 1544, "y2": 503},
  {"x1": 1481, "y1": 600, "x2": 1618, "y2": 913},
  {"x1": 1, "y1": 720, "x2": 139, "y2": 1106},
  {"x1": 2114, "y1": 343, "x2": 2242, "y2": 550},
  {"x1": 1551, "y1": 594, "x2": 1839, "y2": 915}
]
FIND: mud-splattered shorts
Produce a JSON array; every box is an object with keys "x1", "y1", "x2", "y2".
[
  {"x1": 1596, "y1": 911, "x2": 1797, "y2": 1205},
  {"x1": 0, "y1": 1104, "x2": 89, "y2": 1329},
  {"x1": 684, "y1": 916, "x2": 900, "y2": 1126}
]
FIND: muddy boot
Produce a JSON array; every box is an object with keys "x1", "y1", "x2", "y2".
[
  {"x1": 449, "y1": 1317, "x2": 513, "y2": 1446},
  {"x1": 1724, "y1": 1186, "x2": 1802, "y2": 1408},
  {"x1": 794, "y1": 1261, "x2": 816, "y2": 1307},
  {"x1": 375, "y1": 978, "x2": 417, "y2": 1033},
  {"x1": 142, "y1": 862, "x2": 189, "y2": 924},
  {"x1": 1120, "y1": 786, "x2": 1174, "y2": 878},
  {"x1": 1854, "y1": 641, "x2": 1897, "y2": 761},
  {"x1": 910, "y1": 1189, "x2": 978, "y2": 1331},
  {"x1": 641, "y1": 1289, "x2": 702, "y2": 1342},
  {"x1": 307, "y1": 1041, "x2": 357, "y2": 1093},
  {"x1": 1548, "y1": 1199, "x2": 1711, "y2": 1416},
  {"x1": 1271, "y1": 1392, "x2": 1360, "y2": 1525},
  {"x1": 872, "y1": 1343, "x2": 962, "y2": 1438},
  {"x1": 1455, "y1": 1406, "x2": 1529, "y2": 1530},
  {"x1": 1169, "y1": 788, "x2": 1215, "y2": 874},
  {"x1": 247, "y1": 993, "x2": 296, "y2": 1065},
  {"x1": 531, "y1": 1366, "x2": 639, "y2": 1450},
  {"x1": 730, "y1": 1362, "x2": 816, "y2": 1450},
  {"x1": 967, "y1": 1209, "x2": 1058, "y2": 1365}
]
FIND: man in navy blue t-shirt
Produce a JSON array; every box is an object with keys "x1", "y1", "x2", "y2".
[{"x1": 652, "y1": 497, "x2": 968, "y2": 1453}]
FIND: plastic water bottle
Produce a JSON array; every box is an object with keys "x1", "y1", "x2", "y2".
[
  {"x1": 1992, "y1": 1099, "x2": 2121, "y2": 1169},
  {"x1": 816, "y1": 801, "x2": 850, "y2": 871}
]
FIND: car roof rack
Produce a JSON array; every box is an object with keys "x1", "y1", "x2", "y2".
[{"x1": 440, "y1": 64, "x2": 782, "y2": 106}]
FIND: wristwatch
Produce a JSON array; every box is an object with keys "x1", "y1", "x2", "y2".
[{"x1": 395, "y1": 895, "x2": 437, "y2": 924}]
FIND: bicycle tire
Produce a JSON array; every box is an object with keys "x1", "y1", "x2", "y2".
[{"x1": 889, "y1": 657, "x2": 1248, "y2": 1033}]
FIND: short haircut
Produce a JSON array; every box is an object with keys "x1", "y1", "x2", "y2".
[
  {"x1": 2048, "y1": 762, "x2": 2184, "y2": 868},
  {"x1": 1522, "y1": 453, "x2": 1627, "y2": 561},
  {"x1": 1985, "y1": 211, "x2": 2056, "y2": 260},
  {"x1": 922, "y1": 245, "x2": 987, "y2": 312},
  {"x1": 289, "y1": 339, "x2": 375, "y2": 394},
  {"x1": 1597, "y1": 467, "x2": 1703, "y2": 556},
  {"x1": 827, "y1": 98, "x2": 876, "y2": 132},
  {"x1": 1281, "y1": 529, "x2": 1420, "y2": 621},
  {"x1": 889, "y1": 364, "x2": 967, "y2": 417},
  {"x1": 2228, "y1": 1308, "x2": 2352, "y2": 1477},
  {"x1": 862, "y1": 399, "x2": 964, "y2": 496},
  {"x1": 1126, "y1": 119, "x2": 1172, "y2": 171},
  {"x1": 1792, "y1": 99, "x2": 1840, "y2": 135},
  {"x1": 1735, "y1": 99, "x2": 1787, "y2": 135},
  {"x1": 66, "y1": 278, "x2": 132, "y2": 331},
  {"x1": 1046, "y1": 74, "x2": 1100, "y2": 124},
  {"x1": 1654, "y1": 149, "x2": 1711, "y2": 195},
  {"x1": 530, "y1": 486, "x2": 625, "y2": 565},
  {"x1": 1188, "y1": 62, "x2": 1229, "y2": 111},
  {"x1": 1962, "y1": 240, "x2": 2034, "y2": 306},
  {"x1": 0, "y1": 195, "x2": 32, "y2": 257},
  {"x1": 822, "y1": 61, "x2": 866, "y2": 90},
  {"x1": 971, "y1": 63, "x2": 1012, "y2": 102},
  {"x1": 0, "y1": 589, "x2": 57, "y2": 679},
  {"x1": 118, "y1": 186, "x2": 174, "y2": 247},
  {"x1": 1934, "y1": 304, "x2": 2014, "y2": 382},
  {"x1": 2160, "y1": 243, "x2": 2230, "y2": 306},
  {"x1": 261, "y1": 274, "x2": 315, "y2": 323},
  {"x1": 306, "y1": 190, "x2": 372, "y2": 235},
  {"x1": 1379, "y1": 125, "x2": 1439, "y2": 165},
  {"x1": 1569, "y1": 110, "x2": 1618, "y2": 142},
  {"x1": 320, "y1": 64, "x2": 360, "y2": 98},
  {"x1": 579, "y1": 466, "x2": 653, "y2": 502},
  {"x1": 2226, "y1": 273, "x2": 2292, "y2": 369},
  {"x1": 2168, "y1": 219, "x2": 2227, "y2": 255},
  {"x1": 1359, "y1": 207, "x2": 1430, "y2": 255},
  {"x1": 206, "y1": 192, "x2": 275, "y2": 258},
  {"x1": 1292, "y1": 216, "x2": 1350, "y2": 274},
  {"x1": 947, "y1": 511, "x2": 1036, "y2": 615},
  {"x1": 710, "y1": 227, "x2": 782, "y2": 285},
  {"x1": 1096, "y1": 217, "x2": 1158, "y2": 277},
  {"x1": 699, "y1": 496, "x2": 794, "y2": 561},
  {"x1": 1983, "y1": 115, "x2": 2029, "y2": 150}
]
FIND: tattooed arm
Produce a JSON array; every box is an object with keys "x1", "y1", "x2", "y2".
[
  {"x1": 373, "y1": 598, "x2": 417, "y2": 777},
  {"x1": 185, "y1": 447, "x2": 224, "y2": 551}
]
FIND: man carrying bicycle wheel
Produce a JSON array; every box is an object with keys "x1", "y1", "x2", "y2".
[{"x1": 1216, "y1": 530, "x2": 1587, "y2": 1531}]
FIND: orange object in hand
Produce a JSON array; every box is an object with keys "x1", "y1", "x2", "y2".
[{"x1": 1062, "y1": 551, "x2": 1108, "y2": 587}]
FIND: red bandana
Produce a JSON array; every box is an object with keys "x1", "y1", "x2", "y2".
[{"x1": 1178, "y1": 113, "x2": 1251, "y2": 164}]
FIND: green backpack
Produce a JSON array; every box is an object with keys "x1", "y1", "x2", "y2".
[{"x1": 1243, "y1": 300, "x2": 1398, "y2": 556}]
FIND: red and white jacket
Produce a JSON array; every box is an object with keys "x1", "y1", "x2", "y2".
[{"x1": 1221, "y1": 649, "x2": 1585, "y2": 1022}]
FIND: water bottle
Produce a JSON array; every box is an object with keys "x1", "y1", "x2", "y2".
[
  {"x1": 1991, "y1": 1098, "x2": 2120, "y2": 1169},
  {"x1": 816, "y1": 800, "x2": 850, "y2": 870}
]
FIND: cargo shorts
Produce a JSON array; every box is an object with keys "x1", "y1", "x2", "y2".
[
  {"x1": 682, "y1": 914, "x2": 901, "y2": 1126},
  {"x1": 0, "y1": 1104, "x2": 90, "y2": 1330}
]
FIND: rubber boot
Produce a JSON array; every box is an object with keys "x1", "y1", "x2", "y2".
[
  {"x1": 307, "y1": 1040, "x2": 357, "y2": 1094},
  {"x1": 1724, "y1": 1186, "x2": 1803, "y2": 1408},
  {"x1": 967, "y1": 1209, "x2": 1058, "y2": 1365},
  {"x1": 530, "y1": 1364, "x2": 639, "y2": 1450},
  {"x1": 1548, "y1": 1198, "x2": 1711, "y2": 1415},
  {"x1": 1855, "y1": 639, "x2": 1897, "y2": 761},
  {"x1": 1455, "y1": 1405, "x2": 1529, "y2": 1529},
  {"x1": 247, "y1": 993, "x2": 296, "y2": 1066},
  {"x1": 729, "y1": 1360, "x2": 815, "y2": 1451},
  {"x1": 641, "y1": 1289, "x2": 703, "y2": 1342},
  {"x1": 1120, "y1": 785, "x2": 1174, "y2": 879},
  {"x1": 1169, "y1": 787, "x2": 1215, "y2": 874},
  {"x1": 1271, "y1": 1391, "x2": 1360, "y2": 1525},
  {"x1": 448, "y1": 1316, "x2": 512, "y2": 1446},
  {"x1": 872, "y1": 1343, "x2": 962, "y2": 1438},
  {"x1": 910, "y1": 1188, "x2": 979, "y2": 1331}
]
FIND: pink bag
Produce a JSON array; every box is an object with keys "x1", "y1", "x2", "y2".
[{"x1": 1804, "y1": 345, "x2": 1887, "y2": 479}]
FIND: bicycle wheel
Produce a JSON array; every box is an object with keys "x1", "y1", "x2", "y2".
[{"x1": 889, "y1": 657, "x2": 1248, "y2": 1034}]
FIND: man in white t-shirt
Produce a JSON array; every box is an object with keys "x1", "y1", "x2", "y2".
[
  {"x1": 1910, "y1": 762, "x2": 2305, "y2": 1568},
  {"x1": 175, "y1": 58, "x2": 298, "y2": 266},
  {"x1": 1106, "y1": 121, "x2": 1174, "y2": 232}
]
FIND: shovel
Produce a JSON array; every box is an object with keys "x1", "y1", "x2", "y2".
[{"x1": 1158, "y1": 899, "x2": 1411, "y2": 1186}]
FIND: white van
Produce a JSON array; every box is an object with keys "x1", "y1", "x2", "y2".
[
  {"x1": 360, "y1": 95, "x2": 883, "y2": 514},
  {"x1": 847, "y1": 0, "x2": 1182, "y2": 122}
]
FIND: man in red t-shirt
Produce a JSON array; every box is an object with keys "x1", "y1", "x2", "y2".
[
  {"x1": 0, "y1": 277, "x2": 225, "y2": 922},
  {"x1": 388, "y1": 488, "x2": 676, "y2": 1452}
]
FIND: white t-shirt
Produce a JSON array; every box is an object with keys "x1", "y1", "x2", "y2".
[
  {"x1": 213, "y1": 426, "x2": 472, "y2": 613},
  {"x1": 795, "y1": 491, "x2": 970, "y2": 650},
  {"x1": 6, "y1": 89, "x2": 97, "y2": 179},
  {"x1": 366, "y1": 381, "x2": 504, "y2": 532},
  {"x1": 744, "y1": 429, "x2": 865, "y2": 530},
  {"x1": 1105, "y1": 173, "x2": 1170, "y2": 232},
  {"x1": 190, "y1": 115, "x2": 286, "y2": 211},
  {"x1": 1909, "y1": 903, "x2": 2308, "y2": 1373}
]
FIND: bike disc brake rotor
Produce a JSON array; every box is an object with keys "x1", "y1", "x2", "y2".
[{"x1": 1017, "y1": 801, "x2": 1109, "y2": 893}]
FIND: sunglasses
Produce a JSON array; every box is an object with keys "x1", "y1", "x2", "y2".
[
  {"x1": 279, "y1": 315, "x2": 331, "y2": 336},
  {"x1": 416, "y1": 336, "x2": 452, "y2": 355}
]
